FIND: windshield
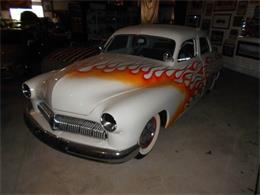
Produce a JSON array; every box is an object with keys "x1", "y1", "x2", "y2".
[{"x1": 104, "y1": 34, "x2": 175, "y2": 62}]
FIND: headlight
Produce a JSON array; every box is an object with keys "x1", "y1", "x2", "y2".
[
  {"x1": 22, "y1": 84, "x2": 31, "y2": 98},
  {"x1": 101, "y1": 113, "x2": 117, "y2": 132}
]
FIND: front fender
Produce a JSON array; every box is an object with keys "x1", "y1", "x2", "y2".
[
  {"x1": 23, "y1": 70, "x2": 58, "y2": 98},
  {"x1": 23, "y1": 70, "x2": 58, "y2": 110},
  {"x1": 101, "y1": 86, "x2": 186, "y2": 149}
]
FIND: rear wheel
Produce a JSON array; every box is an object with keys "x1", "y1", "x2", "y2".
[{"x1": 135, "y1": 114, "x2": 161, "y2": 159}]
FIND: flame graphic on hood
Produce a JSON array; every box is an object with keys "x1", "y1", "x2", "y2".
[{"x1": 67, "y1": 61, "x2": 205, "y2": 126}]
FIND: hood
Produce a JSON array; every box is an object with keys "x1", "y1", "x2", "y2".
[{"x1": 45, "y1": 53, "x2": 169, "y2": 115}]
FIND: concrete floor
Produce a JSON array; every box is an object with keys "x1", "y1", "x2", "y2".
[{"x1": 1, "y1": 69, "x2": 259, "y2": 194}]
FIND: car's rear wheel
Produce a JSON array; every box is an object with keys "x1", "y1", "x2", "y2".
[{"x1": 135, "y1": 114, "x2": 161, "y2": 159}]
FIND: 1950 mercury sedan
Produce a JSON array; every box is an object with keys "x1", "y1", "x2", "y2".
[{"x1": 23, "y1": 25, "x2": 221, "y2": 163}]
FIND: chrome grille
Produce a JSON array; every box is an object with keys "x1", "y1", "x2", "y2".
[
  {"x1": 53, "y1": 115, "x2": 107, "y2": 140},
  {"x1": 38, "y1": 102, "x2": 107, "y2": 140}
]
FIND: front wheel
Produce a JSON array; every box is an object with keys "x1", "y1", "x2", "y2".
[{"x1": 135, "y1": 114, "x2": 161, "y2": 159}]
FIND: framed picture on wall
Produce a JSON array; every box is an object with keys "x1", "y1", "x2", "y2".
[
  {"x1": 236, "y1": 41, "x2": 260, "y2": 60},
  {"x1": 214, "y1": 0, "x2": 237, "y2": 11},
  {"x1": 237, "y1": 1, "x2": 248, "y2": 15},
  {"x1": 210, "y1": 30, "x2": 224, "y2": 45},
  {"x1": 212, "y1": 14, "x2": 231, "y2": 29},
  {"x1": 186, "y1": 15, "x2": 201, "y2": 27}
]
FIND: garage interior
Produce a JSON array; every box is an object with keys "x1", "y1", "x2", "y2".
[{"x1": 1, "y1": 0, "x2": 259, "y2": 194}]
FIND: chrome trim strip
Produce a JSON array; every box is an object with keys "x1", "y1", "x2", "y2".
[
  {"x1": 38, "y1": 102, "x2": 54, "y2": 122},
  {"x1": 24, "y1": 109, "x2": 139, "y2": 163}
]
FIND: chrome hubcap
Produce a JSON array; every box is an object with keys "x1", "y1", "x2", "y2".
[{"x1": 139, "y1": 117, "x2": 156, "y2": 149}]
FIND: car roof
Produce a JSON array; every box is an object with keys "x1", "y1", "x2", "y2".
[{"x1": 112, "y1": 24, "x2": 206, "y2": 42}]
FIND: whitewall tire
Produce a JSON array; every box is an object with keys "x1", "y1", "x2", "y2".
[{"x1": 136, "y1": 114, "x2": 161, "y2": 159}]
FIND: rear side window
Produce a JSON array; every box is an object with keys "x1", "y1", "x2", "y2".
[
  {"x1": 200, "y1": 37, "x2": 210, "y2": 54},
  {"x1": 178, "y1": 39, "x2": 195, "y2": 61}
]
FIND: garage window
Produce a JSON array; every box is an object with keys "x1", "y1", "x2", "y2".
[{"x1": 9, "y1": 1, "x2": 44, "y2": 21}]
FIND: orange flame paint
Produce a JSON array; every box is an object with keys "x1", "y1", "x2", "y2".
[{"x1": 67, "y1": 61, "x2": 205, "y2": 127}]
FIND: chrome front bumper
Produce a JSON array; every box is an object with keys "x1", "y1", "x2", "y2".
[{"x1": 24, "y1": 109, "x2": 139, "y2": 163}]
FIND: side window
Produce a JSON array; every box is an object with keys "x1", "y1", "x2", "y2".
[
  {"x1": 178, "y1": 39, "x2": 195, "y2": 61},
  {"x1": 199, "y1": 37, "x2": 210, "y2": 55}
]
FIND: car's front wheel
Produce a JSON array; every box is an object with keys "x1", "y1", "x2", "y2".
[{"x1": 136, "y1": 114, "x2": 161, "y2": 159}]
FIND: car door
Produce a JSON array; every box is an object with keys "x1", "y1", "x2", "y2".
[{"x1": 175, "y1": 38, "x2": 206, "y2": 106}]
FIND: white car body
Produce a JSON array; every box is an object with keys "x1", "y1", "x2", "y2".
[{"x1": 23, "y1": 25, "x2": 221, "y2": 162}]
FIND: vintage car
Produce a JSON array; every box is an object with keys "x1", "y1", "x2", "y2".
[{"x1": 23, "y1": 25, "x2": 221, "y2": 163}]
